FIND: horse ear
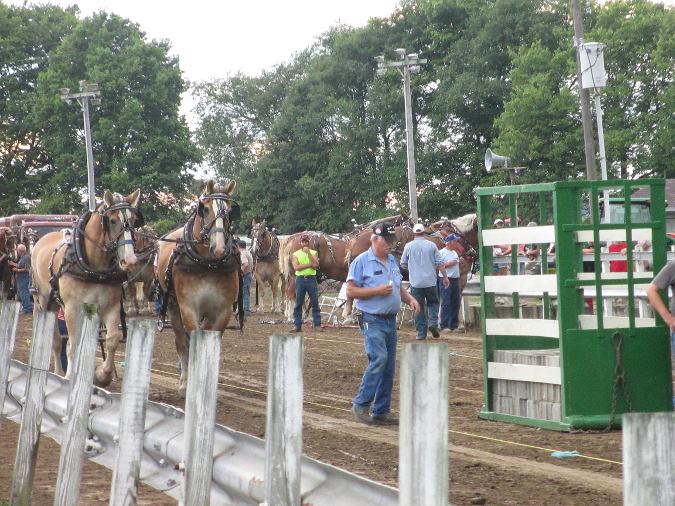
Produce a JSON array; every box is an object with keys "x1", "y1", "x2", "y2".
[
  {"x1": 103, "y1": 190, "x2": 115, "y2": 207},
  {"x1": 223, "y1": 179, "x2": 236, "y2": 195},
  {"x1": 205, "y1": 179, "x2": 215, "y2": 195},
  {"x1": 126, "y1": 189, "x2": 141, "y2": 208},
  {"x1": 262, "y1": 219, "x2": 267, "y2": 228},
  {"x1": 251, "y1": 219, "x2": 257, "y2": 227}
]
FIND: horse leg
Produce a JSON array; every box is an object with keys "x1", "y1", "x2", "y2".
[
  {"x1": 272, "y1": 276, "x2": 281, "y2": 313},
  {"x1": 95, "y1": 305, "x2": 121, "y2": 387},
  {"x1": 51, "y1": 324, "x2": 65, "y2": 376},
  {"x1": 170, "y1": 308, "x2": 190, "y2": 395}
]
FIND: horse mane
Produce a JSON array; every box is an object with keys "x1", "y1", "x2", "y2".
[{"x1": 451, "y1": 213, "x2": 477, "y2": 234}]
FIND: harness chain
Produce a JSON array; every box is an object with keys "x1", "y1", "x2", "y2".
[{"x1": 605, "y1": 331, "x2": 633, "y2": 432}]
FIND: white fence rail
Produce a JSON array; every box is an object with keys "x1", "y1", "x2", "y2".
[{"x1": 1, "y1": 306, "x2": 400, "y2": 505}]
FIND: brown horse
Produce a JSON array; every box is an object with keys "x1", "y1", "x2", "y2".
[
  {"x1": 250, "y1": 219, "x2": 282, "y2": 313},
  {"x1": 279, "y1": 231, "x2": 351, "y2": 320},
  {"x1": 0, "y1": 227, "x2": 17, "y2": 299},
  {"x1": 156, "y1": 180, "x2": 241, "y2": 393},
  {"x1": 32, "y1": 190, "x2": 142, "y2": 386},
  {"x1": 124, "y1": 225, "x2": 158, "y2": 315}
]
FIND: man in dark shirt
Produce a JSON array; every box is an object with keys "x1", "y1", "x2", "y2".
[{"x1": 10, "y1": 244, "x2": 33, "y2": 314}]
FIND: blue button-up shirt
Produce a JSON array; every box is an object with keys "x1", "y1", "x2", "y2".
[
  {"x1": 400, "y1": 237, "x2": 444, "y2": 288},
  {"x1": 347, "y1": 248, "x2": 402, "y2": 315}
]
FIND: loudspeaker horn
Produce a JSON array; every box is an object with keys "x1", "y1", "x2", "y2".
[{"x1": 484, "y1": 148, "x2": 509, "y2": 171}]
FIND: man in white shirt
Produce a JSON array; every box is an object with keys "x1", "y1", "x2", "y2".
[{"x1": 438, "y1": 234, "x2": 463, "y2": 333}]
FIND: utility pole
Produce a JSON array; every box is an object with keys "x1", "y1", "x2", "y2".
[
  {"x1": 571, "y1": 0, "x2": 597, "y2": 181},
  {"x1": 60, "y1": 81, "x2": 101, "y2": 211},
  {"x1": 375, "y1": 49, "x2": 427, "y2": 223}
]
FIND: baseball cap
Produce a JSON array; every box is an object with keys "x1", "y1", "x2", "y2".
[
  {"x1": 372, "y1": 222, "x2": 396, "y2": 239},
  {"x1": 299, "y1": 233, "x2": 310, "y2": 241},
  {"x1": 412, "y1": 223, "x2": 425, "y2": 233},
  {"x1": 527, "y1": 221, "x2": 538, "y2": 227},
  {"x1": 237, "y1": 240, "x2": 247, "y2": 248},
  {"x1": 494, "y1": 218, "x2": 504, "y2": 226},
  {"x1": 443, "y1": 234, "x2": 460, "y2": 243}
]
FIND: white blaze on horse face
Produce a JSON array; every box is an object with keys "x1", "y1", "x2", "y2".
[
  {"x1": 117, "y1": 208, "x2": 138, "y2": 272},
  {"x1": 210, "y1": 199, "x2": 227, "y2": 258}
]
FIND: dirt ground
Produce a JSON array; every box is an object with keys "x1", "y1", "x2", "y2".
[{"x1": 1, "y1": 304, "x2": 626, "y2": 505}]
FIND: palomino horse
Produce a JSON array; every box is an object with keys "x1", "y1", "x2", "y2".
[
  {"x1": 156, "y1": 180, "x2": 241, "y2": 393},
  {"x1": 0, "y1": 227, "x2": 17, "y2": 298},
  {"x1": 32, "y1": 190, "x2": 142, "y2": 386},
  {"x1": 278, "y1": 231, "x2": 350, "y2": 320},
  {"x1": 124, "y1": 225, "x2": 158, "y2": 315},
  {"x1": 250, "y1": 219, "x2": 282, "y2": 313}
]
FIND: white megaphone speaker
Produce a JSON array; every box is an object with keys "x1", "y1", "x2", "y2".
[{"x1": 484, "y1": 148, "x2": 510, "y2": 172}]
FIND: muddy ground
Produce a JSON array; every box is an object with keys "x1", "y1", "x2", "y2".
[{"x1": 1, "y1": 304, "x2": 625, "y2": 505}]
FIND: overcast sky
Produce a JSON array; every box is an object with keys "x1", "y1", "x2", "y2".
[{"x1": 8, "y1": 0, "x2": 401, "y2": 122}]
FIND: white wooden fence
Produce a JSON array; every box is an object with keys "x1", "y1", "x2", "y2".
[{"x1": 1, "y1": 302, "x2": 450, "y2": 505}]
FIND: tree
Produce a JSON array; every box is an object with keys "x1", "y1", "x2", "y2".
[
  {"x1": 0, "y1": 3, "x2": 77, "y2": 214},
  {"x1": 30, "y1": 11, "x2": 200, "y2": 218}
]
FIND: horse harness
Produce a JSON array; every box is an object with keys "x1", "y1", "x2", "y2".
[
  {"x1": 158, "y1": 198, "x2": 244, "y2": 331},
  {"x1": 46, "y1": 204, "x2": 139, "y2": 339},
  {"x1": 253, "y1": 228, "x2": 280, "y2": 262}
]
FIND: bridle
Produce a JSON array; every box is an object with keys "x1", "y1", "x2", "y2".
[
  {"x1": 196, "y1": 193, "x2": 240, "y2": 243},
  {"x1": 252, "y1": 224, "x2": 279, "y2": 261},
  {"x1": 97, "y1": 202, "x2": 142, "y2": 253}
]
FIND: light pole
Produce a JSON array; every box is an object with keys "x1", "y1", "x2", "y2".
[
  {"x1": 375, "y1": 49, "x2": 427, "y2": 223},
  {"x1": 60, "y1": 81, "x2": 101, "y2": 212}
]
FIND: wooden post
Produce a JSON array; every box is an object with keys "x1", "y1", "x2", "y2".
[
  {"x1": 110, "y1": 318, "x2": 156, "y2": 506},
  {"x1": 10, "y1": 310, "x2": 57, "y2": 506},
  {"x1": 264, "y1": 334, "x2": 303, "y2": 506},
  {"x1": 182, "y1": 330, "x2": 222, "y2": 506},
  {"x1": 54, "y1": 305, "x2": 100, "y2": 506},
  {"x1": 399, "y1": 342, "x2": 449, "y2": 506},
  {"x1": 0, "y1": 301, "x2": 21, "y2": 429},
  {"x1": 623, "y1": 412, "x2": 675, "y2": 505}
]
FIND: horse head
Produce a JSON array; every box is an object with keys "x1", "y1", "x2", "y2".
[
  {"x1": 251, "y1": 219, "x2": 269, "y2": 258},
  {"x1": 0, "y1": 227, "x2": 17, "y2": 260},
  {"x1": 99, "y1": 189, "x2": 142, "y2": 272},
  {"x1": 196, "y1": 179, "x2": 239, "y2": 258}
]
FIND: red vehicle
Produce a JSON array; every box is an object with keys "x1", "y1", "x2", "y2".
[{"x1": 0, "y1": 214, "x2": 77, "y2": 251}]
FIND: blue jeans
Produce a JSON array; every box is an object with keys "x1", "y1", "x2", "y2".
[
  {"x1": 16, "y1": 274, "x2": 32, "y2": 314},
  {"x1": 58, "y1": 319, "x2": 68, "y2": 372},
  {"x1": 242, "y1": 272, "x2": 252, "y2": 312},
  {"x1": 410, "y1": 285, "x2": 439, "y2": 339},
  {"x1": 293, "y1": 276, "x2": 321, "y2": 329},
  {"x1": 353, "y1": 313, "x2": 398, "y2": 416},
  {"x1": 439, "y1": 277, "x2": 461, "y2": 330}
]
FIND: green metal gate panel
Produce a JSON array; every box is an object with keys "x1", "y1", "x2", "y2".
[{"x1": 477, "y1": 179, "x2": 673, "y2": 431}]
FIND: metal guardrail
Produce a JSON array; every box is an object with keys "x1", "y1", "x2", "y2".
[{"x1": 3, "y1": 360, "x2": 398, "y2": 505}]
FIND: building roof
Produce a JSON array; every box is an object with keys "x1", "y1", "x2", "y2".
[{"x1": 632, "y1": 178, "x2": 675, "y2": 210}]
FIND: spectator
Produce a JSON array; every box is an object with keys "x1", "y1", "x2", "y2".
[
  {"x1": 645, "y1": 263, "x2": 675, "y2": 407},
  {"x1": 523, "y1": 221, "x2": 541, "y2": 275},
  {"x1": 10, "y1": 244, "x2": 32, "y2": 314},
  {"x1": 238, "y1": 240, "x2": 254, "y2": 315},
  {"x1": 438, "y1": 234, "x2": 463, "y2": 333},
  {"x1": 57, "y1": 307, "x2": 68, "y2": 373},
  {"x1": 608, "y1": 241, "x2": 628, "y2": 272},
  {"x1": 290, "y1": 233, "x2": 321, "y2": 332},
  {"x1": 401, "y1": 223, "x2": 449, "y2": 340},
  {"x1": 492, "y1": 218, "x2": 512, "y2": 275},
  {"x1": 347, "y1": 222, "x2": 420, "y2": 425}
]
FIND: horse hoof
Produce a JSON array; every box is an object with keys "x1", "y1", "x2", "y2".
[{"x1": 94, "y1": 369, "x2": 113, "y2": 387}]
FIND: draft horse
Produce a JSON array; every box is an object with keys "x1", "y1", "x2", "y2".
[
  {"x1": 32, "y1": 190, "x2": 142, "y2": 386},
  {"x1": 156, "y1": 180, "x2": 241, "y2": 393},
  {"x1": 250, "y1": 219, "x2": 282, "y2": 313},
  {"x1": 124, "y1": 225, "x2": 159, "y2": 315},
  {"x1": 0, "y1": 227, "x2": 17, "y2": 299}
]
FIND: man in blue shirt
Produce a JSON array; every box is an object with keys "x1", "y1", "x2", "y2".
[
  {"x1": 438, "y1": 234, "x2": 463, "y2": 333},
  {"x1": 401, "y1": 224, "x2": 448, "y2": 340},
  {"x1": 347, "y1": 222, "x2": 420, "y2": 425}
]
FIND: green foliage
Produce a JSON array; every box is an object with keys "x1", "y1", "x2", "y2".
[{"x1": 1, "y1": 5, "x2": 200, "y2": 219}]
